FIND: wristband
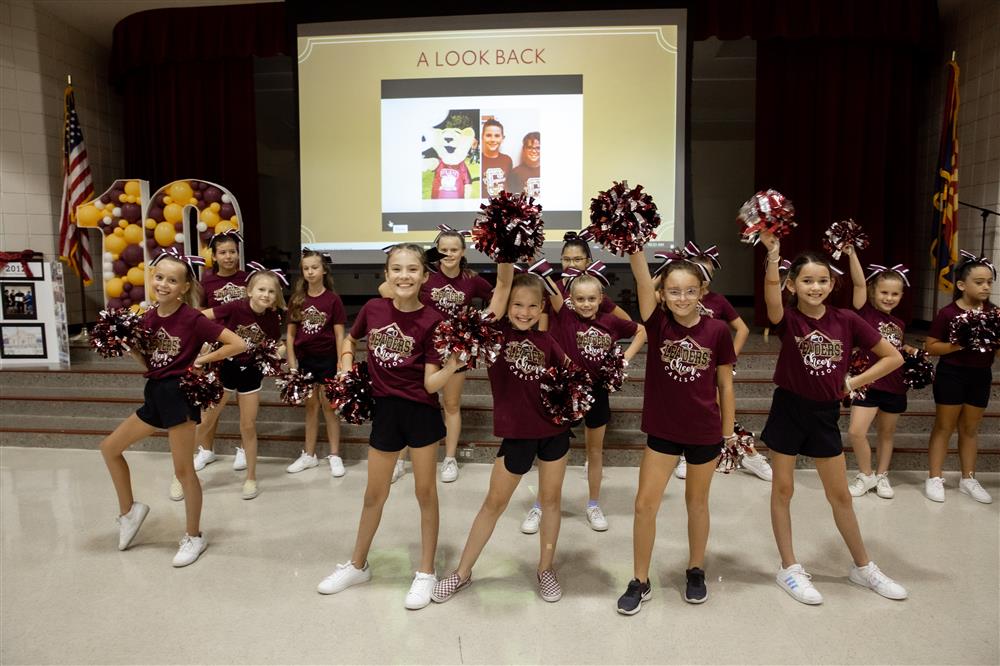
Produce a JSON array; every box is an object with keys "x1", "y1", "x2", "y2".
[
  {"x1": 844, "y1": 376, "x2": 853, "y2": 392},
  {"x1": 765, "y1": 279, "x2": 780, "y2": 285},
  {"x1": 723, "y1": 433, "x2": 737, "y2": 441}
]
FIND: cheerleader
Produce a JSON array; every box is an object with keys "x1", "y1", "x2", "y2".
[
  {"x1": 99, "y1": 251, "x2": 245, "y2": 566},
  {"x1": 924, "y1": 252, "x2": 996, "y2": 504}
]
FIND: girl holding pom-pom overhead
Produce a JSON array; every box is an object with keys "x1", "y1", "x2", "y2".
[
  {"x1": 285, "y1": 249, "x2": 348, "y2": 477},
  {"x1": 924, "y1": 252, "x2": 997, "y2": 505},
  {"x1": 758, "y1": 230, "x2": 907, "y2": 606},
  {"x1": 615, "y1": 251, "x2": 736, "y2": 615},
  {"x1": 317, "y1": 244, "x2": 505, "y2": 611},
  {"x1": 99, "y1": 251, "x2": 245, "y2": 568}
]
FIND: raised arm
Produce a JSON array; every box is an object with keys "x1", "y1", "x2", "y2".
[
  {"x1": 484, "y1": 263, "x2": 514, "y2": 321},
  {"x1": 629, "y1": 251, "x2": 657, "y2": 321},
  {"x1": 845, "y1": 246, "x2": 867, "y2": 310},
  {"x1": 760, "y1": 231, "x2": 784, "y2": 325}
]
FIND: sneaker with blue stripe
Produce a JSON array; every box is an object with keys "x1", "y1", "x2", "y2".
[{"x1": 776, "y1": 563, "x2": 823, "y2": 605}]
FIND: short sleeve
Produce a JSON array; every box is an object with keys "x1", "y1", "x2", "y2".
[
  {"x1": 599, "y1": 295, "x2": 616, "y2": 313},
  {"x1": 610, "y1": 315, "x2": 639, "y2": 340},
  {"x1": 349, "y1": 301, "x2": 370, "y2": 340},
  {"x1": 714, "y1": 324, "x2": 738, "y2": 367},
  {"x1": 473, "y1": 275, "x2": 494, "y2": 302},
  {"x1": 211, "y1": 299, "x2": 240, "y2": 324},
  {"x1": 546, "y1": 334, "x2": 567, "y2": 367},
  {"x1": 330, "y1": 293, "x2": 347, "y2": 325},
  {"x1": 193, "y1": 311, "x2": 226, "y2": 346},
  {"x1": 928, "y1": 306, "x2": 950, "y2": 340},
  {"x1": 848, "y1": 310, "x2": 882, "y2": 350},
  {"x1": 424, "y1": 320, "x2": 442, "y2": 366},
  {"x1": 718, "y1": 296, "x2": 739, "y2": 323}
]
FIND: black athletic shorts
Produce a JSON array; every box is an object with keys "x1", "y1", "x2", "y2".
[
  {"x1": 298, "y1": 354, "x2": 338, "y2": 384},
  {"x1": 219, "y1": 359, "x2": 264, "y2": 394},
  {"x1": 933, "y1": 362, "x2": 992, "y2": 409},
  {"x1": 851, "y1": 388, "x2": 907, "y2": 414},
  {"x1": 761, "y1": 387, "x2": 842, "y2": 458},
  {"x1": 646, "y1": 435, "x2": 721, "y2": 465},
  {"x1": 369, "y1": 396, "x2": 446, "y2": 452},
  {"x1": 497, "y1": 432, "x2": 571, "y2": 475},
  {"x1": 584, "y1": 385, "x2": 611, "y2": 429},
  {"x1": 136, "y1": 377, "x2": 201, "y2": 429}
]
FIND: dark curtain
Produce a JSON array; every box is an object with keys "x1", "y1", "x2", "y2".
[{"x1": 110, "y1": 3, "x2": 288, "y2": 258}]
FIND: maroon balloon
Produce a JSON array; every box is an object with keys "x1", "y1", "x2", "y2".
[
  {"x1": 150, "y1": 247, "x2": 164, "y2": 259},
  {"x1": 197, "y1": 181, "x2": 208, "y2": 190},
  {"x1": 193, "y1": 191, "x2": 203, "y2": 200},
  {"x1": 154, "y1": 194, "x2": 166, "y2": 206},
  {"x1": 106, "y1": 297, "x2": 123, "y2": 309},
  {"x1": 174, "y1": 221, "x2": 184, "y2": 232},
  {"x1": 121, "y1": 297, "x2": 132, "y2": 307},
  {"x1": 113, "y1": 260, "x2": 127, "y2": 275},
  {"x1": 122, "y1": 282, "x2": 133, "y2": 293},
  {"x1": 121, "y1": 244, "x2": 143, "y2": 267},
  {"x1": 219, "y1": 203, "x2": 236, "y2": 219},
  {"x1": 147, "y1": 206, "x2": 164, "y2": 221},
  {"x1": 200, "y1": 229, "x2": 213, "y2": 241},
  {"x1": 145, "y1": 239, "x2": 158, "y2": 250},
  {"x1": 203, "y1": 186, "x2": 223, "y2": 204},
  {"x1": 102, "y1": 225, "x2": 114, "y2": 236},
  {"x1": 109, "y1": 189, "x2": 125, "y2": 203},
  {"x1": 120, "y1": 202, "x2": 141, "y2": 221}
]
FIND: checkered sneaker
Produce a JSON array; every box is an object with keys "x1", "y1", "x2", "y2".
[
  {"x1": 537, "y1": 570, "x2": 562, "y2": 602},
  {"x1": 431, "y1": 571, "x2": 471, "y2": 603}
]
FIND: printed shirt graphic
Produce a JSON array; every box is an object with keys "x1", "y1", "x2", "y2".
[
  {"x1": 350, "y1": 298, "x2": 443, "y2": 407},
  {"x1": 432, "y1": 162, "x2": 471, "y2": 199},
  {"x1": 481, "y1": 154, "x2": 513, "y2": 197},
  {"x1": 420, "y1": 272, "x2": 494, "y2": 318},
  {"x1": 292, "y1": 290, "x2": 345, "y2": 357},
  {"x1": 141, "y1": 303, "x2": 225, "y2": 380},
  {"x1": 928, "y1": 301, "x2": 998, "y2": 369},
  {"x1": 773, "y1": 306, "x2": 881, "y2": 402},
  {"x1": 549, "y1": 306, "x2": 638, "y2": 376},
  {"x1": 642, "y1": 308, "x2": 735, "y2": 445},
  {"x1": 300, "y1": 306, "x2": 327, "y2": 334},
  {"x1": 854, "y1": 303, "x2": 906, "y2": 394},
  {"x1": 212, "y1": 299, "x2": 282, "y2": 365},
  {"x1": 200, "y1": 270, "x2": 248, "y2": 308},
  {"x1": 488, "y1": 320, "x2": 568, "y2": 438}
]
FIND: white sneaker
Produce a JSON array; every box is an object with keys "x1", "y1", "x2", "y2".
[
  {"x1": 404, "y1": 571, "x2": 437, "y2": 610},
  {"x1": 328, "y1": 455, "x2": 346, "y2": 478},
  {"x1": 286, "y1": 451, "x2": 318, "y2": 474},
  {"x1": 674, "y1": 456, "x2": 687, "y2": 479},
  {"x1": 193, "y1": 446, "x2": 217, "y2": 472},
  {"x1": 586, "y1": 505, "x2": 609, "y2": 531},
  {"x1": 875, "y1": 473, "x2": 894, "y2": 499},
  {"x1": 959, "y1": 476, "x2": 993, "y2": 504},
  {"x1": 242, "y1": 479, "x2": 259, "y2": 500},
  {"x1": 440, "y1": 457, "x2": 459, "y2": 483},
  {"x1": 233, "y1": 447, "x2": 247, "y2": 471},
  {"x1": 740, "y1": 452, "x2": 773, "y2": 481},
  {"x1": 776, "y1": 563, "x2": 823, "y2": 605},
  {"x1": 849, "y1": 561, "x2": 907, "y2": 600},
  {"x1": 521, "y1": 507, "x2": 542, "y2": 534},
  {"x1": 924, "y1": 476, "x2": 945, "y2": 502},
  {"x1": 317, "y1": 560, "x2": 371, "y2": 594},
  {"x1": 117, "y1": 502, "x2": 149, "y2": 551},
  {"x1": 169, "y1": 477, "x2": 184, "y2": 501},
  {"x1": 849, "y1": 472, "x2": 877, "y2": 498},
  {"x1": 390, "y1": 460, "x2": 405, "y2": 484},
  {"x1": 172, "y1": 533, "x2": 208, "y2": 567}
]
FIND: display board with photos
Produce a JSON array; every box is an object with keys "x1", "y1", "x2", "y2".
[{"x1": 0, "y1": 254, "x2": 70, "y2": 368}]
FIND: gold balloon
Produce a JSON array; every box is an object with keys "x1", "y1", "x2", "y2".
[
  {"x1": 200, "y1": 208, "x2": 220, "y2": 228},
  {"x1": 154, "y1": 221, "x2": 177, "y2": 247},
  {"x1": 144, "y1": 218, "x2": 157, "y2": 230},
  {"x1": 104, "y1": 234, "x2": 126, "y2": 256},
  {"x1": 126, "y1": 266, "x2": 145, "y2": 286},
  {"x1": 123, "y1": 224, "x2": 144, "y2": 245},
  {"x1": 124, "y1": 181, "x2": 141, "y2": 197},
  {"x1": 168, "y1": 181, "x2": 194, "y2": 204},
  {"x1": 163, "y1": 203, "x2": 183, "y2": 223},
  {"x1": 118, "y1": 220, "x2": 128, "y2": 229},
  {"x1": 105, "y1": 277, "x2": 124, "y2": 298},
  {"x1": 213, "y1": 219, "x2": 236, "y2": 235},
  {"x1": 199, "y1": 247, "x2": 214, "y2": 268},
  {"x1": 76, "y1": 204, "x2": 102, "y2": 227}
]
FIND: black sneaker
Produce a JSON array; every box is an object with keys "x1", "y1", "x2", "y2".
[
  {"x1": 616, "y1": 578, "x2": 651, "y2": 615},
  {"x1": 685, "y1": 567, "x2": 708, "y2": 604}
]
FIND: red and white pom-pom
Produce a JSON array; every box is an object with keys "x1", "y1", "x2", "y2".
[
  {"x1": 585, "y1": 181, "x2": 661, "y2": 256},
  {"x1": 178, "y1": 367, "x2": 224, "y2": 410},
  {"x1": 822, "y1": 219, "x2": 870, "y2": 260},
  {"x1": 471, "y1": 191, "x2": 545, "y2": 263},
  {"x1": 89, "y1": 308, "x2": 150, "y2": 358},
  {"x1": 276, "y1": 369, "x2": 314, "y2": 405},
  {"x1": 948, "y1": 308, "x2": 1000, "y2": 353},
  {"x1": 432, "y1": 307, "x2": 504, "y2": 369},
  {"x1": 717, "y1": 422, "x2": 757, "y2": 474},
  {"x1": 597, "y1": 344, "x2": 627, "y2": 392},
  {"x1": 844, "y1": 347, "x2": 872, "y2": 406},
  {"x1": 540, "y1": 363, "x2": 595, "y2": 425},
  {"x1": 245, "y1": 338, "x2": 283, "y2": 377},
  {"x1": 902, "y1": 349, "x2": 935, "y2": 390},
  {"x1": 738, "y1": 189, "x2": 796, "y2": 245},
  {"x1": 324, "y1": 362, "x2": 373, "y2": 425}
]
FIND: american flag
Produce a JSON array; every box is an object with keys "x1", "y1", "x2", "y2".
[{"x1": 58, "y1": 85, "x2": 94, "y2": 285}]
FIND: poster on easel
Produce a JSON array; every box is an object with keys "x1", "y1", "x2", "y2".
[{"x1": 0, "y1": 254, "x2": 70, "y2": 369}]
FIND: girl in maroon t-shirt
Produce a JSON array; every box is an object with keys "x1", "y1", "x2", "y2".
[
  {"x1": 759, "y1": 232, "x2": 907, "y2": 605},
  {"x1": 285, "y1": 250, "x2": 348, "y2": 476},
  {"x1": 199, "y1": 231, "x2": 248, "y2": 308},
  {"x1": 613, "y1": 252, "x2": 736, "y2": 615},
  {"x1": 99, "y1": 253, "x2": 245, "y2": 567},
  {"x1": 539, "y1": 232, "x2": 630, "y2": 331},
  {"x1": 317, "y1": 244, "x2": 484, "y2": 611},
  {"x1": 924, "y1": 253, "x2": 997, "y2": 504},
  {"x1": 844, "y1": 246, "x2": 916, "y2": 500}
]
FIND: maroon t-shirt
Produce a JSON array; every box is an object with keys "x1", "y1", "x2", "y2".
[
  {"x1": 142, "y1": 304, "x2": 225, "y2": 380},
  {"x1": 773, "y1": 306, "x2": 882, "y2": 402},
  {"x1": 481, "y1": 153, "x2": 513, "y2": 198},
  {"x1": 350, "y1": 298, "x2": 443, "y2": 408},
  {"x1": 200, "y1": 270, "x2": 248, "y2": 308},
  {"x1": 855, "y1": 303, "x2": 906, "y2": 394},
  {"x1": 545, "y1": 279, "x2": 617, "y2": 316},
  {"x1": 487, "y1": 320, "x2": 568, "y2": 439},
  {"x1": 698, "y1": 291, "x2": 739, "y2": 323},
  {"x1": 508, "y1": 164, "x2": 540, "y2": 198},
  {"x1": 212, "y1": 298, "x2": 283, "y2": 363},
  {"x1": 419, "y1": 271, "x2": 493, "y2": 317},
  {"x1": 432, "y1": 161, "x2": 472, "y2": 199},
  {"x1": 928, "y1": 301, "x2": 998, "y2": 368},
  {"x1": 642, "y1": 308, "x2": 736, "y2": 445},
  {"x1": 291, "y1": 290, "x2": 346, "y2": 358},
  {"x1": 549, "y1": 306, "x2": 638, "y2": 377}
]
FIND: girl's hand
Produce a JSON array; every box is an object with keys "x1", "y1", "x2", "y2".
[
  {"x1": 760, "y1": 230, "x2": 779, "y2": 254},
  {"x1": 842, "y1": 245, "x2": 854, "y2": 257},
  {"x1": 902, "y1": 344, "x2": 918, "y2": 355},
  {"x1": 445, "y1": 355, "x2": 466, "y2": 372},
  {"x1": 190, "y1": 361, "x2": 207, "y2": 375}
]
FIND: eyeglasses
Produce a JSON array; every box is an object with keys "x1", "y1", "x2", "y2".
[{"x1": 665, "y1": 288, "x2": 700, "y2": 300}]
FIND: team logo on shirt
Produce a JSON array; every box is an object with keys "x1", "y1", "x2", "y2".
[
  {"x1": 878, "y1": 321, "x2": 903, "y2": 349},
  {"x1": 300, "y1": 305, "x2": 327, "y2": 334},
  {"x1": 213, "y1": 283, "x2": 246, "y2": 304},
  {"x1": 368, "y1": 323, "x2": 415, "y2": 368},
  {"x1": 439, "y1": 167, "x2": 461, "y2": 192},
  {"x1": 504, "y1": 339, "x2": 546, "y2": 380},
  {"x1": 430, "y1": 284, "x2": 466, "y2": 313},
  {"x1": 147, "y1": 328, "x2": 181, "y2": 369},
  {"x1": 234, "y1": 322, "x2": 266, "y2": 347},
  {"x1": 483, "y1": 167, "x2": 506, "y2": 196},
  {"x1": 795, "y1": 330, "x2": 843, "y2": 376},
  {"x1": 577, "y1": 326, "x2": 613, "y2": 361},
  {"x1": 524, "y1": 177, "x2": 541, "y2": 198},
  {"x1": 660, "y1": 336, "x2": 712, "y2": 383}
]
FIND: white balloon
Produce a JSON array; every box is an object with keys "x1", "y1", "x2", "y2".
[
  {"x1": 174, "y1": 233, "x2": 185, "y2": 244},
  {"x1": 197, "y1": 222, "x2": 207, "y2": 232},
  {"x1": 112, "y1": 207, "x2": 122, "y2": 217},
  {"x1": 102, "y1": 216, "x2": 112, "y2": 225},
  {"x1": 221, "y1": 193, "x2": 231, "y2": 204},
  {"x1": 103, "y1": 252, "x2": 112, "y2": 260}
]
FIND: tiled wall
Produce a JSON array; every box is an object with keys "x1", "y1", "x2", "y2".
[
  {"x1": 0, "y1": 0, "x2": 123, "y2": 325},
  {"x1": 914, "y1": 0, "x2": 1000, "y2": 321}
]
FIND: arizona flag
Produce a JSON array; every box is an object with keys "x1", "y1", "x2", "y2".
[
  {"x1": 930, "y1": 59, "x2": 960, "y2": 292},
  {"x1": 58, "y1": 84, "x2": 94, "y2": 285}
]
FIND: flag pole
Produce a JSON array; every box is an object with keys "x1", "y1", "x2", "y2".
[{"x1": 65, "y1": 73, "x2": 91, "y2": 343}]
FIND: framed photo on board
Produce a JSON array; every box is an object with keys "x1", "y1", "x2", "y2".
[
  {"x1": 0, "y1": 323, "x2": 47, "y2": 359},
  {"x1": 1, "y1": 282, "x2": 37, "y2": 320}
]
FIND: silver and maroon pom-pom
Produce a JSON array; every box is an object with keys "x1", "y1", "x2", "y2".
[
  {"x1": 432, "y1": 307, "x2": 504, "y2": 369},
  {"x1": 472, "y1": 191, "x2": 545, "y2": 263},
  {"x1": 843, "y1": 347, "x2": 872, "y2": 406},
  {"x1": 948, "y1": 307, "x2": 1000, "y2": 353},
  {"x1": 179, "y1": 367, "x2": 224, "y2": 410},
  {"x1": 89, "y1": 308, "x2": 150, "y2": 358},
  {"x1": 540, "y1": 362, "x2": 595, "y2": 425},
  {"x1": 585, "y1": 181, "x2": 661, "y2": 256},
  {"x1": 324, "y1": 362, "x2": 373, "y2": 425},
  {"x1": 245, "y1": 338, "x2": 283, "y2": 377},
  {"x1": 902, "y1": 349, "x2": 935, "y2": 390},
  {"x1": 276, "y1": 369, "x2": 314, "y2": 405},
  {"x1": 717, "y1": 422, "x2": 757, "y2": 474},
  {"x1": 597, "y1": 344, "x2": 627, "y2": 392},
  {"x1": 822, "y1": 219, "x2": 870, "y2": 260},
  {"x1": 738, "y1": 189, "x2": 796, "y2": 245}
]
